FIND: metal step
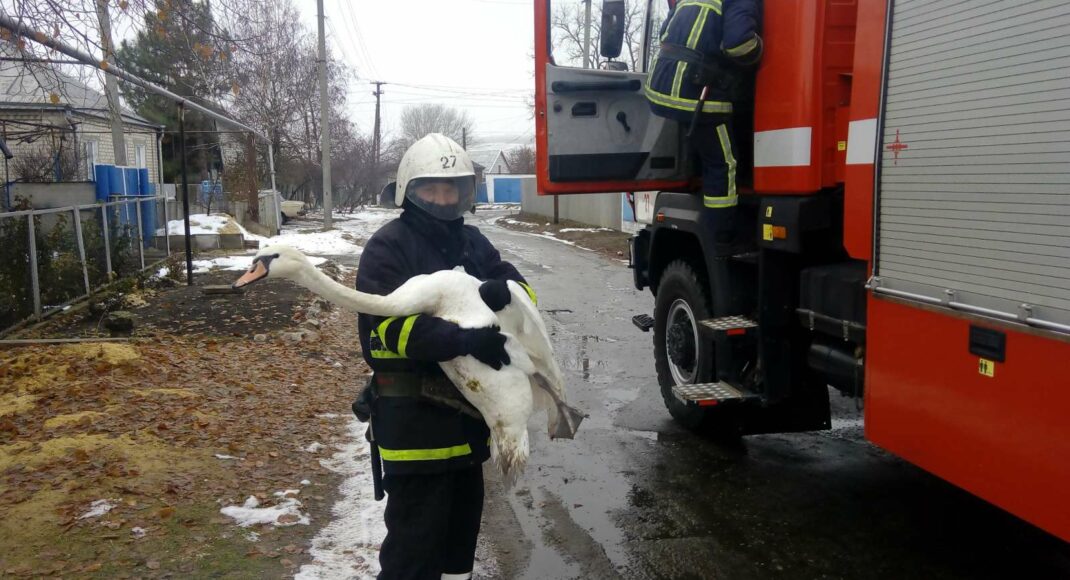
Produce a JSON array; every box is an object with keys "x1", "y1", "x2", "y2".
[
  {"x1": 730, "y1": 251, "x2": 759, "y2": 264},
  {"x1": 699, "y1": 315, "x2": 758, "y2": 337},
  {"x1": 632, "y1": 313, "x2": 655, "y2": 332},
  {"x1": 671, "y1": 382, "x2": 759, "y2": 407}
]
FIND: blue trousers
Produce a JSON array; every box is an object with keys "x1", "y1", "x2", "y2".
[{"x1": 691, "y1": 120, "x2": 739, "y2": 245}]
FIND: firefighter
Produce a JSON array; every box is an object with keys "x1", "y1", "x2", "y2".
[
  {"x1": 355, "y1": 133, "x2": 536, "y2": 580},
  {"x1": 644, "y1": 0, "x2": 763, "y2": 252}
]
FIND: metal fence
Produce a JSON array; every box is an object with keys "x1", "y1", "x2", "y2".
[{"x1": 0, "y1": 195, "x2": 177, "y2": 336}]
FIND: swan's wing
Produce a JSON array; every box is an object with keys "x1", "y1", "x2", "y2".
[{"x1": 501, "y1": 282, "x2": 565, "y2": 391}]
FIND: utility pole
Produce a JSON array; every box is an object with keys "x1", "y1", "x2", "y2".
[
  {"x1": 95, "y1": 0, "x2": 127, "y2": 165},
  {"x1": 371, "y1": 81, "x2": 385, "y2": 168},
  {"x1": 582, "y1": 0, "x2": 593, "y2": 69},
  {"x1": 316, "y1": 0, "x2": 333, "y2": 229},
  {"x1": 462, "y1": 127, "x2": 466, "y2": 150},
  {"x1": 177, "y1": 103, "x2": 193, "y2": 286}
]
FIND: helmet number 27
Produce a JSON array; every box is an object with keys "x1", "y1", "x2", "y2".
[{"x1": 441, "y1": 155, "x2": 457, "y2": 169}]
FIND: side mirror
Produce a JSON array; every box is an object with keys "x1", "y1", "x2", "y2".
[
  {"x1": 599, "y1": 0, "x2": 626, "y2": 59},
  {"x1": 379, "y1": 182, "x2": 397, "y2": 208}
]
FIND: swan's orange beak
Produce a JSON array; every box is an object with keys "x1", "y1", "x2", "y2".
[{"x1": 233, "y1": 259, "x2": 268, "y2": 289}]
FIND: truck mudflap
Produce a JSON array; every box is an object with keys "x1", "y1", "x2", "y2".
[{"x1": 629, "y1": 228, "x2": 651, "y2": 290}]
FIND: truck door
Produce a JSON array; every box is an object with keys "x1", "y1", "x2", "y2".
[{"x1": 535, "y1": 0, "x2": 693, "y2": 195}]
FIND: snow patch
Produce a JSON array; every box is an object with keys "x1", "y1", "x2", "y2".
[
  {"x1": 78, "y1": 499, "x2": 117, "y2": 519},
  {"x1": 304, "y1": 442, "x2": 325, "y2": 453},
  {"x1": 529, "y1": 232, "x2": 595, "y2": 252},
  {"x1": 156, "y1": 213, "x2": 263, "y2": 240},
  {"x1": 294, "y1": 416, "x2": 386, "y2": 580},
  {"x1": 219, "y1": 495, "x2": 309, "y2": 528},
  {"x1": 559, "y1": 227, "x2": 612, "y2": 233},
  {"x1": 191, "y1": 255, "x2": 326, "y2": 274},
  {"x1": 266, "y1": 230, "x2": 364, "y2": 256},
  {"x1": 214, "y1": 454, "x2": 243, "y2": 461}
]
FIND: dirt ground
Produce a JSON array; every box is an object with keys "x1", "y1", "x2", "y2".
[
  {"x1": 494, "y1": 213, "x2": 632, "y2": 262},
  {"x1": 0, "y1": 262, "x2": 369, "y2": 578}
]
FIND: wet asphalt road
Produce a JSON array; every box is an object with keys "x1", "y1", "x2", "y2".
[{"x1": 468, "y1": 209, "x2": 1070, "y2": 580}]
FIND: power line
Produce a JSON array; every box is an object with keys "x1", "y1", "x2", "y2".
[{"x1": 338, "y1": 0, "x2": 380, "y2": 79}]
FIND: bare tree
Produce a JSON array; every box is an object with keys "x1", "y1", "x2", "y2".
[
  {"x1": 11, "y1": 141, "x2": 79, "y2": 182},
  {"x1": 505, "y1": 145, "x2": 536, "y2": 174},
  {"x1": 399, "y1": 104, "x2": 475, "y2": 152},
  {"x1": 551, "y1": 0, "x2": 653, "y2": 72}
]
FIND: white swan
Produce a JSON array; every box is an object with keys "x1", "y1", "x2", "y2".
[{"x1": 233, "y1": 245, "x2": 585, "y2": 479}]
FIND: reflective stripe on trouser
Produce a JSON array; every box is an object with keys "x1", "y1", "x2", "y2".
[
  {"x1": 697, "y1": 123, "x2": 738, "y2": 209},
  {"x1": 378, "y1": 443, "x2": 473, "y2": 462}
]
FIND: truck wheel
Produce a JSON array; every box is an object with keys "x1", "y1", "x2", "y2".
[{"x1": 653, "y1": 260, "x2": 716, "y2": 430}]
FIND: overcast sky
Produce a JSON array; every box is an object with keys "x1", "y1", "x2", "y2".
[{"x1": 292, "y1": 0, "x2": 537, "y2": 150}]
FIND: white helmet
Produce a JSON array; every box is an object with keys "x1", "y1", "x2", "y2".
[{"x1": 395, "y1": 133, "x2": 476, "y2": 221}]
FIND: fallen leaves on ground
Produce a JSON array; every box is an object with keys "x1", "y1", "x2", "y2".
[{"x1": 0, "y1": 270, "x2": 368, "y2": 577}]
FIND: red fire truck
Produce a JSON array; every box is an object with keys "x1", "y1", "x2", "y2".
[{"x1": 534, "y1": 0, "x2": 1070, "y2": 542}]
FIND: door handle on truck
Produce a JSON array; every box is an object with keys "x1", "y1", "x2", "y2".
[{"x1": 551, "y1": 79, "x2": 642, "y2": 93}]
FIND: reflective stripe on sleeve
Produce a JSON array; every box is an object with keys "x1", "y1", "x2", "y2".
[
  {"x1": 518, "y1": 282, "x2": 537, "y2": 306},
  {"x1": 396, "y1": 315, "x2": 419, "y2": 358},
  {"x1": 724, "y1": 35, "x2": 759, "y2": 58}
]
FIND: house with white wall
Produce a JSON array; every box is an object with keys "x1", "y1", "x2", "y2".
[{"x1": 0, "y1": 45, "x2": 163, "y2": 203}]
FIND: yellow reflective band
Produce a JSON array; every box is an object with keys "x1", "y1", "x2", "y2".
[
  {"x1": 677, "y1": 0, "x2": 722, "y2": 14},
  {"x1": 378, "y1": 443, "x2": 473, "y2": 462},
  {"x1": 371, "y1": 349, "x2": 406, "y2": 359},
  {"x1": 669, "y1": 4, "x2": 711, "y2": 99},
  {"x1": 519, "y1": 282, "x2": 537, "y2": 305},
  {"x1": 645, "y1": 85, "x2": 733, "y2": 114},
  {"x1": 377, "y1": 317, "x2": 398, "y2": 341},
  {"x1": 716, "y1": 123, "x2": 737, "y2": 199},
  {"x1": 704, "y1": 195, "x2": 738, "y2": 208},
  {"x1": 725, "y1": 35, "x2": 759, "y2": 58},
  {"x1": 671, "y1": 61, "x2": 687, "y2": 98},
  {"x1": 687, "y1": 6, "x2": 710, "y2": 49},
  {"x1": 396, "y1": 315, "x2": 419, "y2": 358}
]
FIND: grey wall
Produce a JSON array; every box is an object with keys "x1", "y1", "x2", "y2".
[
  {"x1": 520, "y1": 177, "x2": 622, "y2": 230},
  {"x1": 12, "y1": 182, "x2": 96, "y2": 209}
]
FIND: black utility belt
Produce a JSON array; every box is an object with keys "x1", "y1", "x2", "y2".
[
  {"x1": 374, "y1": 372, "x2": 482, "y2": 420},
  {"x1": 659, "y1": 42, "x2": 737, "y2": 88}
]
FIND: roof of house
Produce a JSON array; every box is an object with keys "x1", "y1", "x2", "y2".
[
  {"x1": 467, "y1": 148, "x2": 511, "y2": 173},
  {"x1": 0, "y1": 42, "x2": 159, "y2": 128}
]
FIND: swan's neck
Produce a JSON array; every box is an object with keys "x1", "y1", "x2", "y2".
[{"x1": 292, "y1": 265, "x2": 402, "y2": 317}]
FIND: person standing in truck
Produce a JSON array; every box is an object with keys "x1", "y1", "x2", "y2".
[{"x1": 644, "y1": 0, "x2": 763, "y2": 253}]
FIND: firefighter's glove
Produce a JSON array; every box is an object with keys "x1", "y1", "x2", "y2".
[
  {"x1": 461, "y1": 326, "x2": 511, "y2": 370},
  {"x1": 479, "y1": 279, "x2": 511, "y2": 312}
]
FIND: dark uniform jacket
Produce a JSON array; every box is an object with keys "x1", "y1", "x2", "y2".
[
  {"x1": 356, "y1": 203, "x2": 532, "y2": 475},
  {"x1": 645, "y1": 0, "x2": 762, "y2": 123}
]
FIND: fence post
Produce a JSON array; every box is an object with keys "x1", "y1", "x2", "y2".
[
  {"x1": 26, "y1": 213, "x2": 41, "y2": 319},
  {"x1": 135, "y1": 199, "x2": 145, "y2": 269},
  {"x1": 164, "y1": 196, "x2": 171, "y2": 256},
  {"x1": 71, "y1": 207, "x2": 91, "y2": 294},
  {"x1": 101, "y1": 204, "x2": 113, "y2": 276}
]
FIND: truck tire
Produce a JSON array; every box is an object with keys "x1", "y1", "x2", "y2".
[{"x1": 653, "y1": 260, "x2": 716, "y2": 430}]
